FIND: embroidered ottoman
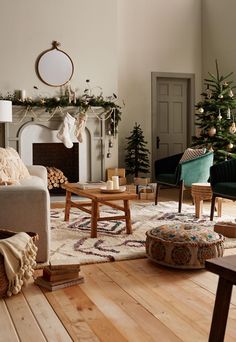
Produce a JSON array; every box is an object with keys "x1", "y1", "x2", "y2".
[{"x1": 146, "y1": 223, "x2": 224, "y2": 269}]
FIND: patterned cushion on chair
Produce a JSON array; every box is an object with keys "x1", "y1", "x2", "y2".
[
  {"x1": 146, "y1": 223, "x2": 224, "y2": 269},
  {"x1": 179, "y1": 148, "x2": 206, "y2": 163}
]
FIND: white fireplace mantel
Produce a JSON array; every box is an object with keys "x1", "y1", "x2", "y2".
[{"x1": 4, "y1": 106, "x2": 118, "y2": 182}]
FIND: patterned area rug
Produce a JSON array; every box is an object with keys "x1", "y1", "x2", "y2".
[{"x1": 48, "y1": 201, "x2": 236, "y2": 265}]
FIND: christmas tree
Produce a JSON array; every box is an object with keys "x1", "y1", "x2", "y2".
[
  {"x1": 191, "y1": 60, "x2": 236, "y2": 162},
  {"x1": 125, "y1": 123, "x2": 150, "y2": 177}
]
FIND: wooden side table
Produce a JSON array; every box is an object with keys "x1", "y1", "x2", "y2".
[
  {"x1": 191, "y1": 182, "x2": 222, "y2": 219},
  {"x1": 205, "y1": 255, "x2": 236, "y2": 342}
]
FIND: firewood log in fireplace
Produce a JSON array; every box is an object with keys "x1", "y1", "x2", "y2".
[{"x1": 46, "y1": 167, "x2": 68, "y2": 190}]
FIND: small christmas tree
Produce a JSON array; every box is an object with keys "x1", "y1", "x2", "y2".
[
  {"x1": 192, "y1": 60, "x2": 236, "y2": 162},
  {"x1": 125, "y1": 123, "x2": 150, "y2": 177}
]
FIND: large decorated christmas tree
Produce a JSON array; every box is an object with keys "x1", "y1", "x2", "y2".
[{"x1": 191, "y1": 60, "x2": 236, "y2": 162}]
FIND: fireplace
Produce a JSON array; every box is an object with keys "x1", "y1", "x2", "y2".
[
  {"x1": 33, "y1": 142, "x2": 79, "y2": 194},
  {"x1": 4, "y1": 107, "x2": 118, "y2": 186}
]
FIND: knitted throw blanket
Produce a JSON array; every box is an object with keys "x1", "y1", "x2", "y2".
[{"x1": 0, "y1": 232, "x2": 38, "y2": 296}]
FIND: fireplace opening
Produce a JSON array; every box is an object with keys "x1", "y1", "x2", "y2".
[{"x1": 33, "y1": 143, "x2": 79, "y2": 195}]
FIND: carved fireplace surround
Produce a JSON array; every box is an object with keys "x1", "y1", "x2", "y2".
[{"x1": 4, "y1": 106, "x2": 117, "y2": 182}]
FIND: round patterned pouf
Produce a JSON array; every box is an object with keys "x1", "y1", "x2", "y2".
[{"x1": 145, "y1": 223, "x2": 224, "y2": 269}]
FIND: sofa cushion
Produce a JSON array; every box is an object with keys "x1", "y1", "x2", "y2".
[
  {"x1": 179, "y1": 148, "x2": 206, "y2": 163},
  {"x1": 0, "y1": 147, "x2": 30, "y2": 184}
]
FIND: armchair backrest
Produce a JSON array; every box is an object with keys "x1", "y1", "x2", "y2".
[
  {"x1": 210, "y1": 158, "x2": 236, "y2": 186},
  {"x1": 176, "y1": 151, "x2": 214, "y2": 187}
]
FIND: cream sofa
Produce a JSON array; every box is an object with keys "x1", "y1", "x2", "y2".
[{"x1": 0, "y1": 165, "x2": 50, "y2": 262}]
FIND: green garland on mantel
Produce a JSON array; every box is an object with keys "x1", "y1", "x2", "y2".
[{"x1": 0, "y1": 84, "x2": 122, "y2": 135}]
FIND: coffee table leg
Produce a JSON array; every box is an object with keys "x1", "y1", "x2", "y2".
[
  {"x1": 91, "y1": 200, "x2": 98, "y2": 238},
  {"x1": 64, "y1": 190, "x2": 72, "y2": 221},
  {"x1": 124, "y1": 200, "x2": 132, "y2": 234}
]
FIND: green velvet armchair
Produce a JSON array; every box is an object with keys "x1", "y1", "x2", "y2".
[
  {"x1": 154, "y1": 151, "x2": 214, "y2": 213},
  {"x1": 210, "y1": 158, "x2": 236, "y2": 220}
]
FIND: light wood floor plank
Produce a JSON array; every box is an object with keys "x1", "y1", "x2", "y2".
[
  {"x1": 5, "y1": 291, "x2": 46, "y2": 342},
  {"x1": 0, "y1": 300, "x2": 20, "y2": 342},
  {"x1": 44, "y1": 287, "x2": 101, "y2": 342},
  {"x1": 60, "y1": 284, "x2": 128, "y2": 342},
  {"x1": 96, "y1": 261, "x2": 211, "y2": 341},
  {"x1": 81, "y1": 264, "x2": 181, "y2": 341},
  {"x1": 22, "y1": 281, "x2": 73, "y2": 342}
]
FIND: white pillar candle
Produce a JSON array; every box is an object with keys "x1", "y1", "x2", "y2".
[
  {"x1": 20, "y1": 90, "x2": 26, "y2": 101},
  {"x1": 112, "y1": 176, "x2": 119, "y2": 190},
  {"x1": 106, "y1": 180, "x2": 113, "y2": 190}
]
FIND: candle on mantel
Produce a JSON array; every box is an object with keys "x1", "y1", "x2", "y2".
[
  {"x1": 112, "y1": 176, "x2": 119, "y2": 190},
  {"x1": 20, "y1": 90, "x2": 26, "y2": 101}
]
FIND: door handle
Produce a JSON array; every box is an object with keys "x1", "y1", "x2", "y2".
[{"x1": 156, "y1": 136, "x2": 160, "y2": 149}]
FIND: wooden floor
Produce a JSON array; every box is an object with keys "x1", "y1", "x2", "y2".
[{"x1": 1, "y1": 189, "x2": 236, "y2": 342}]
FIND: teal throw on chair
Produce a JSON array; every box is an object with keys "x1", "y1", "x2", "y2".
[{"x1": 155, "y1": 151, "x2": 214, "y2": 213}]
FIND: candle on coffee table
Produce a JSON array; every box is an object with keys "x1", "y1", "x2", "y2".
[
  {"x1": 106, "y1": 180, "x2": 113, "y2": 190},
  {"x1": 112, "y1": 176, "x2": 119, "y2": 190}
]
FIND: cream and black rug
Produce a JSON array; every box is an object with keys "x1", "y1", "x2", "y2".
[{"x1": 48, "y1": 201, "x2": 236, "y2": 265}]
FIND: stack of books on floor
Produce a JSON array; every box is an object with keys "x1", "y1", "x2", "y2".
[{"x1": 34, "y1": 260, "x2": 84, "y2": 291}]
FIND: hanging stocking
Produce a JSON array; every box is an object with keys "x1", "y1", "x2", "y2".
[
  {"x1": 75, "y1": 112, "x2": 87, "y2": 143},
  {"x1": 57, "y1": 112, "x2": 75, "y2": 148}
]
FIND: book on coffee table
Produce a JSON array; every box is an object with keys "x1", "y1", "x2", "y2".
[
  {"x1": 76, "y1": 181, "x2": 106, "y2": 189},
  {"x1": 34, "y1": 275, "x2": 84, "y2": 291}
]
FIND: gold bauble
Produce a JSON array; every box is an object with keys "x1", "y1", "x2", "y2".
[
  {"x1": 208, "y1": 127, "x2": 216, "y2": 137},
  {"x1": 229, "y1": 122, "x2": 236, "y2": 134},
  {"x1": 227, "y1": 143, "x2": 234, "y2": 149}
]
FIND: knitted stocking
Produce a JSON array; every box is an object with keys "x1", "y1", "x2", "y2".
[
  {"x1": 57, "y1": 112, "x2": 75, "y2": 148},
  {"x1": 75, "y1": 112, "x2": 87, "y2": 143}
]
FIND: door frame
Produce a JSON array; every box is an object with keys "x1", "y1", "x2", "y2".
[{"x1": 151, "y1": 72, "x2": 195, "y2": 179}]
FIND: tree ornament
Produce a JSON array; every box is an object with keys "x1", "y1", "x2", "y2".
[
  {"x1": 223, "y1": 81, "x2": 228, "y2": 87},
  {"x1": 55, "y1": 96, "x2": 60, "y2": 102},
  {"x1": 227, "y1": 107, "x2": 231, "y2": 119},
  {"x1": 195, "y1": 127, "x2": 202, "y2": 138},
  {"x1": 206, "y1": 89, "x2": 212, "y2": 99},
  {"x1": 208, "y1": 127, "x2": 216, "y2": 137},
  {"x1": 229, "y1": 122, "x2": 236, "y2": 134},
  {"x1": 198, "y1": 107, "x2": 204, "y2": 113},
  {"x1": 218, "y1": 94, "x2": 223, "y2": 99},
  {"x1": 229, "y1": 89, "x2": 234, "y2": 97},
  {"x1": 40, "y1": 99, "x2": 45, "y2": 104},
  {"x1": 227, "y1": 142, "x2": 234, "y2": 149},
  {"x1": 217, "y1": 109, "x2": 222, "y2": 120}
]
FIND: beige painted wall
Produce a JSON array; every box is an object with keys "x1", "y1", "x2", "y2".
[
  {"x1": 0, "y1": 0, "x2": 118, "y2": 168},
  {"x1": 0, "y1": 0, "x2": 202, "y2": 177},
  {"x1": 202, "y1": 0, "x2": 236, "y2": 82},
  {"x1": 117, "y1": 0, "x2": 202, "y2": 174},
  {"x1": 0, "y1": 0, "x2": 117, "y2": 96}
]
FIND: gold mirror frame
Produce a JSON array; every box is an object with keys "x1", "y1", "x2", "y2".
[{"x1": 36, "y1": 41, "x2": 74, "y2": 87}]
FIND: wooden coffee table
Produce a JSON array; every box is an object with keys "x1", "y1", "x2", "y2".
[{"x1": 62, "y1": 183, "x2": 138, "y2": 238}]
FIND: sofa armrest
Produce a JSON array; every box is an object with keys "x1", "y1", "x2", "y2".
[{"x1": 27, "y1": 165, "x2": 48, "y2": 186}]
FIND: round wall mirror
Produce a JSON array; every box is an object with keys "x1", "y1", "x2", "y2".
[{"x1": 36, "y1": 41, "x2": 74, "y2": 87}]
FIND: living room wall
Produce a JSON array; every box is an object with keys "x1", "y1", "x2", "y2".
[
  {"x1": 0, "y1": 0, "x2": 202, "y2": 178},
  {"x1": 0, "y1": 0, "x2": 118, "y2": 167},
  {"x1": 202, "y1": 0, "x2": 236, "y2": 83},
  {"x1": 117, "y1": 0, "x2": 202, "y2": 175}
]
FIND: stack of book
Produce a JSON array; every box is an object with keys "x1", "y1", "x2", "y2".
[{"x1": 34, "y1": 260, "x2": 84, "y2": 291}]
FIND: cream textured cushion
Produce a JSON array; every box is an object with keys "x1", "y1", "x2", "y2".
[
  {"x1": 0, "y1": 147, "x2": 30, "y2": 184},
  {"x1": 179, "y1": 148, "x2": 206, "y2": 163}
]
